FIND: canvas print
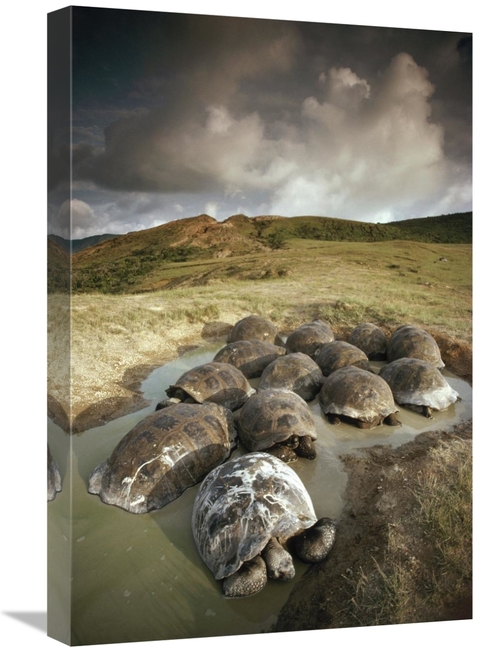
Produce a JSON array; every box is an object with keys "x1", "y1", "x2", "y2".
[{"x1": 47, "y1": 6, "x2": 472, "y2": 646}]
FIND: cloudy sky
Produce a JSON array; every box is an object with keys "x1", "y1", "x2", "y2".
[{"x1": 48, "y1": 6, "x2": 472, "y2": 239}]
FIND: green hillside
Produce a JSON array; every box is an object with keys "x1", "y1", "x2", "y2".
[
  {"x1": 68, "y1": 211, "x2": 472, "y2": 294},
  {"x1": 248, "y1": 212, "x2": 472, "y2": 244}
]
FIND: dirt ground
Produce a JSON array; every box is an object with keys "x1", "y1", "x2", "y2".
[{"x1": 274, "y1": 419, "x2": 472, "y2": 631}]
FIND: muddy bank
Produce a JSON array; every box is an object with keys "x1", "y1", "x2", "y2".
[{"x1": 275, "y1": 419, "x2": 472, "y2": 631}]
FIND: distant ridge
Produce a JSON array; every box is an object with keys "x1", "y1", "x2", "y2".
[{"x1": 48, "y1": 233, "x2": 118, "y2": 253}]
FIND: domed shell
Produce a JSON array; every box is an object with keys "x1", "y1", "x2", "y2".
[
  {"x1": 237, "y1": 388, "x2": 317, "y2": 452},
  {"x1": 285, "y1": 320, "x2": 335, "y2": 358},
  {"x1": 319, "y1": 366, "x2": 397, "y2": 423},
  {"x1": 315, "y1": 341, "x2": 371, "y2": 376},
  {"x1": 387, "y1": 325, "x2": 444, "y2": 368},
  {"x1": 88, "y1": 402, "x2": 237, "y2": 514},
  {"x1": 348, "y1": 323, "x2": 387, "y2": 360},
  {"x1": 258, "y1": 352, "x2": 325, "y2": 401},
  {"x1": 166, "y1": 361, "x2": 255, "y2": 410},
  {"x1": 228, "y1": 315, "x2": 278, "y2": 344},
  {"x1": 192, "y1": 452, "x2": 317, "y2": 580},
  {"x1": 379, "y1": 357, "x2": 459, "y2": 411},
  {"x1": 213, "y1": 340, "x2": 286, "y2": 378}
]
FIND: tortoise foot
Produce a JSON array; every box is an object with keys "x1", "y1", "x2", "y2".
[
  {"x1": 290, "y1": 518, "x2": 337, "y2": 564},
  {"x1": 222, "y1": 556, "x2": 267, "y2": 598}
]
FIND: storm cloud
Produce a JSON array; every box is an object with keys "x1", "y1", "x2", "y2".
[{"x1": 54, "y1": 8, "x2": 472, "y2": 236}]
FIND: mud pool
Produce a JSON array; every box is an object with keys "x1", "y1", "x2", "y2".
[{"x1": 47, "y1": 343, "x2": 472, "y2": 645}]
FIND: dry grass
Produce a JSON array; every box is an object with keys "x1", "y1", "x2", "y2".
[{"x1": 346, "y1": 437, "x2": 472, "y2": 626}]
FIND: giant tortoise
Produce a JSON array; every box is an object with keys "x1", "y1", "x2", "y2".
[
  {"x1": 227, "y1": 315, "x2": 279, "y2": 344},
  {"x1": 319, "y1": 365, "x2": 401, "y2": 429},
  {"x1": 258, "y1": 352, "x2": 325, "y2": 401},
  {"x1": 379, "y1": 357, "x2": 459, "y2": 417},
  {"x1": 285, "y1": 320, "x2": 335, "y2": 358},
  {"x1": 166, "y1": 361, "x2": 254, "y2": 411},
  {"x1": 192, "y1": 452, "x2": 337, "y2": 598},
  {"x1": 386, "y1": 325, "x2": 444, "y2": 368},
  {"x1": 314, "y1": 340, "x2": 371, "y2": 376},
  {"x1": 213, "y1": 340, "x2": 286, "y2": 378},
  {"x1": 348, "y1": 323, "x2": 387, "y2": 360},
  {"x1": 88, "y1": 402, "x2": 237, "y2": 513},
  {"x1": 236, "y1": 388, "x2": 318, "y2": 461}
]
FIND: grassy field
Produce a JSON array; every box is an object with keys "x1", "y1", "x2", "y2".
[{"x1": 71, "y1": 239, "x2": 472, "y2": 337}]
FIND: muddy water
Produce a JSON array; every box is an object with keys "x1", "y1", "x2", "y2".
[{"x1": 47, "y1": 343, "x2": 472, "y2": 645}]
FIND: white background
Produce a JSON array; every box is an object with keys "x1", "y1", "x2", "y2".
[{"x1": 1, "y1": 2, "x2": 495, "y2": 651}]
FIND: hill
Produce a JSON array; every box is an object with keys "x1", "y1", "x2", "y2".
[
  {"x1": 68, "y1": 211, "x2": 472, "y2": 294},
  {"x1": 48, "y1": 233, "x2": 118, "y2": 253},
  {"x1": 247, "y1": 211, "x2": 472, "y2": 244}
]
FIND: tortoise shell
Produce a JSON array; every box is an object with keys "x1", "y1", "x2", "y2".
[
  {"x1": 348, "y1": 323, "x2": 387, "y2": 360},
  {"x1": 319, "y1": 366, "x2": 397, "y2": 424},
  {"x1": 258, "y1": 352, "x2": 325, "y2": 401},
  {"x1": 379, "y1": 357, "x2": 459, "y2": 411},
  {"x1": 166, "y1": 361, "x2": 255, "y2": 410},
  {"x1": 47, "y1": 444, "x2": 62, "y2": 502},
  {"x1": 315, "y1": 340, "x2": 371, "y2": 376},
  {"x1": 387, "y1": 325, "x2": 444, "y2": 368},
  {"x1": 285, "y1": 320, "x2": 335, "y2": 358},
  {"x1": 228, "y1": 315, "x2": 278, "y2": 344},
  {"x1": 236, "y1": 388, "x2": 317, "y2": 452},
  {"x1": 191, "y1": 452, "x2": 317, "y2": 580},
  {"x1": 88, "y1": 402, "x2": 237, "y2": 513},
  {"x1": 213, "y1": 339, "x2": 286, "y2": 378}
]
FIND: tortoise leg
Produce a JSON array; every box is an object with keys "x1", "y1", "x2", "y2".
[
  {"x1": 384, "y1": 412, "x2": 402, "y2": 427},
  {"x1": 261, "y1": 538, "x2": 295, "y2": 581},
  {"x1": 326, "y1": 414, "x2": 342, "y2": 426},
  {"x1": 284, "y1": 435, "x2": 300, "y2": 450},
  {"x1": 289, "y1": 518, "x2": 337, "y2": 564},
  {"x1": 266, "y1": 444, "x2": 298, "y2": 463},
  {"x1": 356, "y1": 418, "x2": 378, "y2": 429},
  {"x1": 222, "y1": 556, "x2": 268, "y2": 598},
  {"x1": 296, "y1": 435, "x2": 317, "y2": 460},
  {"x1": 422, "y1": 406, "x2": 433, "y2": 419}
]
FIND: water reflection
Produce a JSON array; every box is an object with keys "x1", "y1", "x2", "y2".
[{"x1": 47, "y1": 343, "x2": 472, "y2": 645}]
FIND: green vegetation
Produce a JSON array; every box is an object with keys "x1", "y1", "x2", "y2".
[
  {"x1": 283, "y1": 212, "x2": 472, "y2": 244},
  {"x1": 72, "y1": 244, "x2": 198, "y2": 293},
  {"x1": 69, "y1": 237, "x2": 472, "y2": 343}
]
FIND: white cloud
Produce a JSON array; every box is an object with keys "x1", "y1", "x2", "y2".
[
  {"x1": 48, "y1": 199, "x2": 97, "y2": 239},
  {"x1": 74, "y1": 52, "x2": 471, "y2": 228},
  {"x1": 204, "y1": 201, "x2": 218, "y2": 218},
  {"x1": 268, "y1": 52, "x2": 469, "y2": 220}
]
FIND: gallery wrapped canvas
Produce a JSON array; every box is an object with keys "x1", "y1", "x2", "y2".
[{"x1": 47, "y1": 5, "x2": 472, "y2": 647}]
